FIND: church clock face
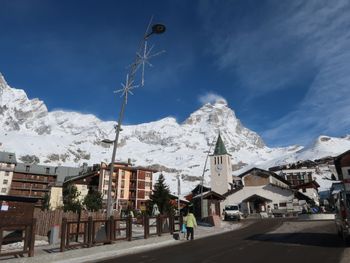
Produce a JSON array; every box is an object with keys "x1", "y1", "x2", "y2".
[{"x1": 215, "y1": 164, "x2": 223, "y2": 173}]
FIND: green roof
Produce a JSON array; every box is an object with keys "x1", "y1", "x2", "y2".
[{"x1": 213, "y1": 134, "x2": 228, "y2": 155}]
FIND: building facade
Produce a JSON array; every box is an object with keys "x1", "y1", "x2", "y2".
[
  {"x1": 0, "y1": 152, "x2": 17, "y2": 195},
  {"x1": 272, "y1": 168, "x2": 320, "y2": 205},
  {"x1": 223, "y1": 168, "x2": 298, "y2": 216},
  {"x1": 98, "y1": 162, "x2": 154, "y2": 211},
  {"x1": 9, "y1": 163, "x2": 58, "y2": 206}
]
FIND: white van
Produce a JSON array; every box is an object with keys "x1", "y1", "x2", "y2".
[{"x1": 223, "y1": 204, "x2": 241, "y2": 221}]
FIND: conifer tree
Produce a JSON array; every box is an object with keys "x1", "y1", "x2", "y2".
[
  {"x1": 148, "y1": 174, "x2": 174, "y2": 215},
  {"x1": 63, "y1": 183, "x2": 82, "y2": 212},
  {"x1": 83, "y1": 189, "x2": 103, "y2": 212}
]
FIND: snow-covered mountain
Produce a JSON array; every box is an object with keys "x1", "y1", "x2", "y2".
[{"x1": 1, "y1": 73, "x2": 350, "y2": 194}]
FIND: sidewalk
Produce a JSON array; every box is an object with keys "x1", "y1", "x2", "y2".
[{"x1": 2, "y1": 221, "x2": 243, "y2": 263}]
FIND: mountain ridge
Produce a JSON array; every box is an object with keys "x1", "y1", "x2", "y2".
[{"x1": 0, "y1": 73, "x2": 349, "y2": 193}]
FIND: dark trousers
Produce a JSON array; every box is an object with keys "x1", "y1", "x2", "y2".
[{"x1": 186, "y1": 227, "x2": 194, "y2": 240}]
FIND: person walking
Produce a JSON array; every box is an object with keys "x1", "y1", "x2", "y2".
[{"x1": 185, "y1": 211, "x2": 197, "y2": 240}]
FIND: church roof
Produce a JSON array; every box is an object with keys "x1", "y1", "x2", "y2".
[{"x1": 213, "y1": 134, "x2": 229, "y2": 155}]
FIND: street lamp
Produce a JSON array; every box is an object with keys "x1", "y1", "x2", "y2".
[{"x1": 105, "y1": 19, "x2": 166, "y2": 218}]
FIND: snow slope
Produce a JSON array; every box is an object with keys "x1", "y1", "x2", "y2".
[{"x1": 0, "y1": 73, "x2": 349, "y2": 194}]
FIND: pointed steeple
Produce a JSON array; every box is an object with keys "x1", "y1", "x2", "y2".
[{"x1": 213, "y1": 133, "x2": 228, "y2": 155}]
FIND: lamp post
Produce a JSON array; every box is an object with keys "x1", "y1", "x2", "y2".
[{"x1": 105, "y1": 20, "x2": 166, "y2": 218}]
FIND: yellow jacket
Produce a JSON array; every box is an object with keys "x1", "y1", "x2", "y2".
[{"x1": 185, "y1": 213, "x2": 197, "y2": 228}]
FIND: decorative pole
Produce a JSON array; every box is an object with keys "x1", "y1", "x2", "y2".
[{"x1": 106, "y1": 19, "x2": 166, "y2": 218}]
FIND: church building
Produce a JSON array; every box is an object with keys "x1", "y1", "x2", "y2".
[{"x1": 208, "y1": 134, "x2": 305, "y2": 218}]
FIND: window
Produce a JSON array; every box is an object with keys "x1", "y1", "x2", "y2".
[
  {"x1": 120, "y1": 190, "x2": 124, "y2": 197},
  {"x1": 220, "y1": 156, "x2": 223, "y2": 164},
  {"x1": 1, "y1": 188, "x2": 6, "y2": 193},
  {"x1": 46, "y1": 168, "x2": 50, "y2": 174},
  {"x1": 5, "y1": 171, "x2": 9, "y2": 176},
  {"x1": 279, "y1": 202, "x2": 287, "y2": 207},
  {"x1": 302, "y1": 188, "x2": 306, "y2": 193},
  {"x1": 348, "y1": 169, "x2": 350, "y2": 175},
  {"x1": 25, "y1": 166, "x2": 30, "y2": 172},
  {"x1": 214, "y1": 157, "x2": 216, "y2": 165},
  {"x1": 3, "y1": 179, "x2": 8, "y2": 185},
  {"x1": 7, "y1": 163, "x2": 11, "y2": 168}
]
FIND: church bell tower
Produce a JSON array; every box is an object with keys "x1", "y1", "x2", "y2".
[{"x1": 210, "y1": 134, "x2": 232, "y2": 195}]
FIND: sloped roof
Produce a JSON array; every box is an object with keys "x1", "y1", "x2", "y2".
[
  {"x1": 192, "y1": 190, "x2": 225, "y2": 200},
  {"x1": 223, "y1": 186, "x2": 243, "y2": 198},
  {"x1": 238, "y1": 167, "x2": 290, "y2": 186},
  {"x1": 213, "y1": 134, "x2": 229, "y2": 155},
  {"x1": 293, "y1": 180, "x2": 320, "y2": 189},
  {"x1": 0, "y1": 151, "x2": 17, "y2": 164},
  {"x1": 241, "y1": 194, "x2": 272, "y2": 202},
  {"x1": 15, "y1": 163, "x2": 57, "y2": 176}
]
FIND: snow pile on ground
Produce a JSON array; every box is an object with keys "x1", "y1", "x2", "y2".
[{"x1": 1, "y1": 239, "x2": 48, "y2": 251}]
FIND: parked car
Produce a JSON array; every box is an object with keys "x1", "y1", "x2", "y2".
[
  {"x1": 334, "y1": 189, "x2": 350, "y2": 243},
  {"x1": 223, "y1": 204, "x2": 241, "y2": 221}
]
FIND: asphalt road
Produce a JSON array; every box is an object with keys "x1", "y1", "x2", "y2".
[{"x1": 99, "y1": 219, "x2": 345, "y2": 263}]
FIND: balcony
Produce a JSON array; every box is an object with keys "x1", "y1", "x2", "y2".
[
  {"x1": 0, "y1": 166, "x2": 14, "y2": 172},
  {"x1": 11, "y1": 185, "x2": 49, "y2": 192},
  {"x1": 12, "y1": 177, "x2": 52, "y2": 184}
]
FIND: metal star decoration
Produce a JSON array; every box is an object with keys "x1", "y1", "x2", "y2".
[
  {"x1": 114, "y1": 74, "x2": 138, "y2": 104},
  {"x1": 136, "y1": 41, "x2": 165, "y2": 87}
]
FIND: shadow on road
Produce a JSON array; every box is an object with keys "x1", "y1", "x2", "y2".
[{"x1": 246, "y1": 232, "x2": 346, "y2": 248}]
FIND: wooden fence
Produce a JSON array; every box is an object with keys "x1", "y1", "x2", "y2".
[
  {"x1": 33, "y1": 209, "x2": 119, "y2": 237},
  {"x1": 0, "y1": 219, "x2": 36, "y2": 258},
  {"x1": 60, "y1": 215, "x2": 183, "y2": 252}
]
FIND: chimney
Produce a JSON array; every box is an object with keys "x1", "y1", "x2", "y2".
[
  {"x1": 127, "y1": 158, "x2": 131, "y2": 166},
  {"x1": 82, "y1": 162, "x2": 88, "y2": 172}
]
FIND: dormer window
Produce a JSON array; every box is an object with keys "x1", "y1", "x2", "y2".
[
  {"x1": 46, "y1": 168, "x2": 50, "y2": 174},
  {"x1": 25, "y1": 165, "x2": 30, "y2": 172}
]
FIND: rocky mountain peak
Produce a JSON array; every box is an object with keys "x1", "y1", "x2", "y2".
[
  {"x1": 0, "y1": 73, "x2": 8, "y2": 99},
  {"x1": 183, "y1": 100, "x2": 237, "y2": 127}
]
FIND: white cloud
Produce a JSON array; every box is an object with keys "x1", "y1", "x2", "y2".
[
  {"x1": 198, "y1": 92, "x2": 227, "y2": 105},
  {"x1": 198, "y1": 0, "x2": 350, "y2": 145}
]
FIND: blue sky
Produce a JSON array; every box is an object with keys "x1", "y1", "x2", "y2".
[{"x1": 1, "y1": 0, "x2": 349, "y2": 147}]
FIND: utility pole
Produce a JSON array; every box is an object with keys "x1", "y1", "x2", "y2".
[
  {"x1": 105, "y1": 19, "x2": 166, "y2": 218},
  {"x1": 200, "y1": 137, "x2": 216, "y2": 219},
  {"x1": 177, "y1": 174, "x2": 181, "y2": 214}
]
